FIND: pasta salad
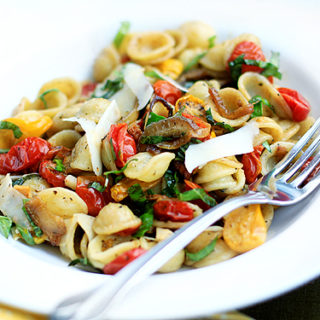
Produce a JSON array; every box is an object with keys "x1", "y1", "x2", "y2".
[{"x1": 0, "y1": 21, "x2": 315, "y2": 274}]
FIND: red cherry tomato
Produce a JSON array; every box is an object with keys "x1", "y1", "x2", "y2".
[
  {"x1": 39, "y1": 160, "x2": 67, "y2": 187},
  {"x1": 0, "y1": 137, "x2": 51, "y2": 174},
  {"x1": 184, "y1": 180, "x2": 211, "y2": 211},
  {"x1": 153, "y1": 80, "x2": 182, "y2": 105},
  {"x1": 301, "y1": 157, "x2": 320, "y2": 185},
  {"x1": 277, "y1": 87, "x2": 311, "y2": 122},
  {"x1": 108, "y1": 123, "x2": 137, "y2": 168},
  {"x1": 81, "y1": 82, "x2": 97, "y2": 97},
  {"x1": 153, "y1": 199, "x2": 194, "y2": 222},
  {"x1": 227, "y1": 41, "x2": 273, "y2": 83},
  {"x1": 116, "y1": 225, "x2": 141, "y2": 237},
  {"x1": 242, "y1": 145, "x2": 264, "y2": 184},
  {"x1": 103, "y1": 247, "x2": 147, "y2": 275},
  {"x1": 76, "y1": 176, "x2": 112, "y2": 217}
]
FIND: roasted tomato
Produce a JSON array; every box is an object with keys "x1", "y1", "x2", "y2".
[
  {"x1": 242, "y1": 145, "x2": 264, "y2": 184},
  {"x1": 301, "y1": 157, "x2": 320, "y2": 185},
  {"x1": 39, "y1": 160, "x2": 67, "y2": 187},
  {"x1": 0, "y1": 137, "x2": 51, "y2": 174},
  {"x1": 153, "y1": 199, "x2": 194, "y2": 222},
  {"x1": 81, "y1": 82, "x2": 97, "y2": 97},
  {"x1": 277, "y1": 87, "x2": 311, "y2": 122},
  {"x1": 103, "y1": 247, "x2": 147, "y2": 275},
  {"x1": 153, "y1": 80, "x2": 182, "y2": 105},
  {"x1": 76, "y1": 176, "x2": 112, "y2": 217},
  {"x1": 108, "y1": 123, "x2": 137, "y2": 168},
  {"x1": 184, "y1": 180, "x2": 211, "y2": 211}
]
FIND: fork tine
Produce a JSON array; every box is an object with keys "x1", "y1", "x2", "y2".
[
  {"x1": 280, "y1": 132, "x2": 320, "y2": 182},
  {"x1": 291, "y1": 151, "x2": 320, "y2": 187},
  {"x1": 273, "y1": 117, "x2": 320, "y2": 176}
]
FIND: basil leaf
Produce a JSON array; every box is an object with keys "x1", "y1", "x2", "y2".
[
  {"x1": 144, "y1": 70, "x2": 164, "y2": 80},
  {"x1": 16, "y1": 225, "x2": 35, "y2": 245},
  {"x1": 228, "y1": 54, "x2": 282, "y2": 83},
  {"x1": 114, "y1": 174, "x2": 125, "y2": 184},
  {"x1": 133, "y1": 202, "x2": 154, "y2": 238},
  {"x1": 146, "y1": 112, "x2": 166, "y2": 126},
  {"x1": 69, "y1": 257, "x2": 92, "y2": 267},
  {"x1": 109, "y1": 138, "x2": 116, "y2": 161},
  {"x1": 184, "y1": 51, "x2": 207, "y2": 72},
  {"x1": 89, "y1": 182, "x2": 106, "y2": 193},
  {"x1": 102, "y1": 78, "x2": 124, "y2": 99},
  {"x1": 162, "y1": 169, "x2": 180, "y2": 197},
  {"x1": 53, "y1": 158, "x2": 65, "y2": 172},
  {"x1": 185, "y1": 237, "x2": 218, "y2": 261},
  {"x1": 128, "y1": 183, "x2": 147, "y2": 205},
  {"x1": 22, "y1": 199, "x2": 43, "y2": 237},
  {"x1": 104, "y1": 159, "x2": 137, "y2": 177},
  {"x1": 39, "y1": 89, "x2": 59, "y2": 109},
  {"x1": 262, "y1": 140, "x2": 272, "y2": 153},
  {"x1": 0, "y1": 121, "x2": 23, "y2": 139},
  {"x1": 113, "y1": 21, "x2": 130, "y2": 48},
  {"x1": 0, "y1": 216, "x2": 13, "y2": 239},
  {"x1": 175, "y1": 138, "x2": 202, "y2": 162},
  {"x1": 140, "y1": 135, "x2": 174, "y2": 144},
  {"x1": 208, "y1": 35, "x2": 216, "y2": 49},
  {"x1": 0, "y1": 149, "x2": 9, "y2": 154},
  {"x1": 249, "y1": 95, "x2": 274, "y2": 119},
  {"x1": 205, "y1": 109, "x2": 234, "y2": 132},
  {"x1": 178, "y1": 188, "x2": 216, "y2": 207}
]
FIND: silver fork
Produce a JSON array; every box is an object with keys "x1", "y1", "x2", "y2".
[{"x1": 51, "y1": 118, "x2": 320, "y2": 320}]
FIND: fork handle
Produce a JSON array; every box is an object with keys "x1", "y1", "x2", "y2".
[{"x1": 53, "y1": 191, "x2": 268, "y2": 320}]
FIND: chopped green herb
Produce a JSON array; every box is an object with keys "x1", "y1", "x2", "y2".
[
  {"x1": 262, "y1": 140, "x2": 272, "y2": 153},
  {"x1": 113, "y1": 21, "x2": 130, "y2": 48},
  {"x1": 208, "y1": 35, "x2": 216, "y2": 49},
  {"x1": 39, "y1": 89, "x2": 60, "y2": 109},
  {"x1": 185, "y1": 237, "x2": 218, "y2": 261},
  {"x1": 104, "y1": 159, "x2": 137, "y2": 177},
  {"x1": 0, "y1": 149, "x2": 9, "y2": 154},
  {"x1": 53, "y1": 158, "x2": 65, "y2": 172},
  {"x1": 144, "y1": 70, "x2": 164, "y2": 80},
  {"x1": 229, "y1": 54, "x2": 282, "y2": 83},
  {"x1": 0, "y1": 216, "x2": 13, "y2": 239},
  {"x1": 162, "y1": 169, "x2": 180, "y2": 197},
  {"x1": 140, "y1": 135, "x2": 174, "y2": 145},
  {"x1": 69, "y1": 257, "x2": 92, "y2": 267},
  {"x1": 0, "y1": 120, "x2": 23, "y2": 139},
  {"x1": 175, "y1": 138, "x2": 202, "y2": 162},
  {"x1": 89, "y1": 182, "x2": 106, "y2": 193},
  {"x1": 128, "y1": 183, "x2": 147, "y2": 205},
  {"x1": 184, "y1": 51, "x2": 207, "y2": 72},
  {"x1": 110, "y1": 138, "x2": 116, "y2": 161},
  {"x1": 133, "y1": 202, "x2": 154, "y2": 238},
  {"x1": 249, "y1": 95, "x2": 274, "y2": 119},
  {"x1": 22, "y1": 199, "x2": 43, "y2": 237},
  {"x1": 114, "y1": 174, "x2": 125, "y2": 184},
  {"x1": 102, "y1": 78, "x2": 124, "y2": 99},
  {"x1": 179, "y1": 188, "x2": 216, "y2": 207},
  {"x1": 16, "y1": 225, "x2": 35, "y2": 245},
  {"x1": 146, "y1": 112, "x2": 166, "y2": 126}
]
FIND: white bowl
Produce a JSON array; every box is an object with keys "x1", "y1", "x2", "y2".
[{"x1": 1, "y1": 1, "x2": 320, "y2": 319}]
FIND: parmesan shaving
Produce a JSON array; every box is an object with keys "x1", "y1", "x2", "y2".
[
  {"x1": 123, "y1": 63, "x2": 153, "y2": 110},
  {"x1": 64, "y1": 100, "x2": 121, "y2": 175},
  {"x1": 185, "y1": 123, "x2": 259, "y2": 173}
]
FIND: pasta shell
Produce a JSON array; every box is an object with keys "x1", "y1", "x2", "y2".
[
  {"x1": 278, "y1": 119, "x2": 300, "y2": 141},
  {"x1": 200, "y1": 42, "x2": 228, "y2": 71},
  {"x1": 127, "y1": 32, "x2": 175, "y2": 65},
  {"x1": 179, "y1": 21, "x2": 216, "y2": 49},
  {"x1": 260, "y1": 141, "x2": 295, "y2": 175},
  {"x1": 31, "y1": 90, "x2": 68, "y2": 111},
  {"x1": 59, "y1": 214, "x2": 95, "y2": 260},
  {"x1": 188, "y1": 81, "x2": 220, "y2": 101},
  {"x1": 93, "y1": 203, "x2": 141, "y2": 236},
  {"x1": 238, "y1": 72, "x2": 292, "y2": 119},
  {"x1": 178, "y1": 48, "x2": 203, "y2": 69},
  {"x1": 261, "y1": 204, "x2": 274, "y2": 230},
  {"x1": 165, "y1": 30, "x2": 188, "y2": 57},
  {"x1": 48, "y1": 130, "x2": 81, "y2": 149},
  {"x1": 124, "y1": 152, "x2": 175, "y2": 182},
  {"x1": 70, "y1": 135, "x2": 93, "y2": 172},
  {"x1": 93, "y1": 45, "x2": 120, "y2": 82},
  {"x1": 38, "y1": 77, "x2": 81, "y2": 105},
  {"x1": 75, "y1": 98, "x2": 111, "y2": 124},
  {"x1": 87, "y1": 235, "x2": 141, "y2": 269}
]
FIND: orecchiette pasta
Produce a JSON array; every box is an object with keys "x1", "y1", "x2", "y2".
[{"x1": 0, "y1": 20, "x2": 315, "y2": 276}]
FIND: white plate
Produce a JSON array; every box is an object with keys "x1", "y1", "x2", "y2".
[{"x1": 1, "y1": 0, "x2": 320, "y2": 319}]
